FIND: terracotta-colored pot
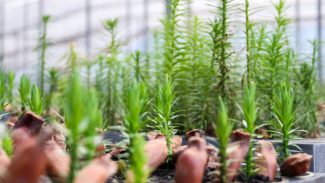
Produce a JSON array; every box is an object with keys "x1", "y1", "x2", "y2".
[
  {"x1": 186, "y1": 129, "x2": 205, "y2": 141},
  {"x1": 13, "y1": 112, "x2": 44, "y2": 136},
  {"x1": 74, "y1": 156, "x2": 118, "y2": 183},
  {"x1": 281, "y1": 153, "x2": 312, "y2": 177},
  {"x1": 175, "y1": 137, "x2": 208, "y2": 183},
  {"x1": 255, "y1": 140, "x2": 277, "y2": 181},
  {"x1": 227, "y1": 130, "x2": 250, "y2": 181},
  {"x1": 43, "y1": 141, "x2": 70, "y2": 182},
  {"x1": 5, "y1": 136, "x2": 47, "y2": 183},
  {"x1": 145, "y1": 135, "x2": 168, "y2": 170}
]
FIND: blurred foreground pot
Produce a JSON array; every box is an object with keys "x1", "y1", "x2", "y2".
[
  {"x1": 13, "y1": 112, "x2": 44, "y2": 136},
  {"x1": 5, "y1": 135, "x2": 47, "y2": 183},
  {"x1": 227, "y1": 130, "x2": 250, "y2": 181},
  {"x1": 74, "y1": 156, "x2": 118, "y2": 183},
  {"x1": 255, "y1": 140, "x2": 277, "y2": 181},
  {"x1": 145, "y1": 135, "x2": 168, "y2": 170},
  {"x1": 281, "y1": 153, "x2": 312, "y2": 177},
  {"x1": 175, "y1": 137, "x2": 208, "y2": 183}
]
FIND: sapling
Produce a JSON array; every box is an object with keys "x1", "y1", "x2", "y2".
[
  {"x1": 123, "y1": 81, "x2": 149, "y2": 183},
  {"x1": 153, "y1": 76, "x2": 176, "y2": 156},
  {"x1": 132, "y1": 50, "x2": 142, "y2": 82},
  {"x1": 28, "y1": 84, "x2": 44, "y2": 115},
  {"x1": 1, "y1": 132, "x2": 13, "y2": 157},
  {"x1": 39, "y1": 15, "x2": 50, "y2": 96},
  {"x1": 214, "y1": 97, "x2": 233, "y2": 183},
  {"x1": 19, "y1": 75, "x2": 31, "y2": 111},
  {"x1": 0, "y1": 72, "x2": 6, "y2": 110},
  {"x1": 64, "y1": 72, "x2": 85, "y2": 182},
  {"x1": 6, "y1": 71, "x2": 15, "y2": 104},
  {"x1": 45, "y1": 68, "x2": 59, "y2": 111},
  {"x1": 241, "y1": 83, "x2": 257, "y2": 180},
  {"x1": 270, "y1": 84, "x2": 297, "y2": 161}
]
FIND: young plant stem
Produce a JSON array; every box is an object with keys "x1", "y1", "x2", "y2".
[
  {"x1": 245, "y1": 0, "x2": 251, "y2": 83},
  {"x1": 40, "y1": 15, "x2": 50, "y2": 96}
]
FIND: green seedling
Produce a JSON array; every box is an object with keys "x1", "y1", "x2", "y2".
[
  {"x1": 270, "y1": 84, "x2": 298, "y2": 161},
  {"x1": 0, "y1": 72, "x2": 6, "y2": 110},
  {"x1": 19, "y1": 75, "x2": 31, "y2": 111},
  {"x1": 1, "y1": 132, "x2": 13, "y2": 157},
  {"x1": 40, "y1": 15, "x2": 50, "y2": 96},
  {"x1": 28, "y1": 84, "x2": 44, "y2": 115},
  {"x1": 241, "y1": 83, "x2": 258, "y2": 180},
  {"x1": 214, "y1": 97, "x2": 233, "y2": 183},
  {"x1": 152, "y1": 76, "x2": 176, "y2": 156},
  {"x1": 6, "y1": 71, "x2": 15, "y2": 104},
  {"x1": 45, "y1": 68, "x2": 59, "y2": 111}
]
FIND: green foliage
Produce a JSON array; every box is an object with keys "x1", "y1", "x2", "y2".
[
  {"x1": 6, "y1": 71, "x2": 15, "y2": 104},
  {"x1": 152, "y1": 76, "x2": 176, "y2": 156},
  {"x1": 1, "y1": 132, "x2": 13, "y2": 157},
  {"x1": 28, "y1": 84, "x2": 44, "y2": 115},
  {"x1": 0, "y1": 72, "x2": 6, "y2": 110},
  {"x1": 40, "y1": 15, "x2": 50, "y2": 96},
  {"x1": 241, "y1": 83, "x2": 257, "y2": 179},
  {"x1": 19, "y1": 75, "x2": 31, "y2": 111},
  {"x1": 64, "y1": 71, "x2": 104, "y2": 182},
  {"x1": 270, "y1": 84, "x2": 297, "y2": 160},
  {"x1": 45, "y1": 68, "x2": 59, "y2": 111},
  {"x1": 128, "y1": 134, "x2": 149, "y2": 183},
  {"x1": 294, "y1": 40, "x2": 319, "y2": 137},
  {"x1": 214, "y1": 97, "x2": 232, "y2": 183},
  {"x1": 123, "y1": 81, "x2": 148, "y2": 134}
]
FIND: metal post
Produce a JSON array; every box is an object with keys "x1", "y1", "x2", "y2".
[
  {"x1": 317, "y1": 0, "x2": 323, "y2": 83},
  {"x1": 0, "y1": 0, "x2": 4, "y2": 67},
  {"x1": 295, "y1": 0, "x2": 300, "y2": 53},
  {"x1": 143, "y1": 0, "x2": 149, "y2": 52}
]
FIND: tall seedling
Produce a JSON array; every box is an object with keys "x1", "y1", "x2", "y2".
[
  {"x1": 270, "y1": 84, "x2": 298, "y2": 160},
  {"x1": 214, "y1": 97, "x2": 233, "y2": 183},
  {"x1": 39, "y1": 15, "x2": 50, "y2": 96},
  {"x1": 19, "y1": 75, "x2": 31, "y2": 111},
  {"x1": 153, "y1": 76, "x2": 176, "y2": 156},
  {"x1": 123, "y1": 81, "x2": 149, "y2": 183},
  {"x1": 241, "y1": 83, "x2": 257, "y2": 179}
]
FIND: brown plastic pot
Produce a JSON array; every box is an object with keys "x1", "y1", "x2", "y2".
[
  {"x1": 281, "y1": 153, "x2": 312, "y2": 177},
  {"x1": 13, "y1": 112, "x2": 45, "y2": 136},
  {"x1": 175, "y1": 137, "x2": 208, "y2": 183}
]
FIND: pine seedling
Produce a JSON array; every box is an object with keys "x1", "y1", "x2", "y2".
[
  {"x1": 39, "y1": 15, "x2": 50, "y2": 96},
  {"x1": 153, "y1": 76, "x2": 176, "y2": 156},
  {"x1": 45, "y1": 68, "x2": 59, "y2": 111},
  {"x1": 123, "y1": 81, "x2": 149, "y2": 183},
  {"x1": 245, "y1": 0, "x2": 253, "y2": 83},
  {"x1": 123, "y1": 81, "x2": 148, "y2": 134},
  {"x1": 6, "y1": 71, "x2": 15, "y2": 104},
  {"x1": 241, "y1": 83, "x2": 257, "y2": 179},
  {"x1": 64, "y1": 72, "x2": 85, "y2": 183},
  {"x1": 28, "y1": 84, "x2": 44, "y2": 115},
  {"x1": 270, "y1": 84, "x2": 297, "y2": 161},
  {"x1": 19, "y1": 75, "x2": 31, "y2": 111},
  {"x1": 132, "y1": 50, "x2": 142, "y2": 82},
  {"x1": 214, "y1": 97, "x2": 233, "y2": 183},
  {"x1": 0, "y1": 72, "x2": 6, "y2": 110}
]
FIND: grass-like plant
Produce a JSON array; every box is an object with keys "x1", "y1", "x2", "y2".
[
  {"x1": 241, "y1": 83, "x2": 257, "y2": 179},
  {"x1": 39, "y1": 15, "x2": 50, "y2": 96},
  {"x1": 270, "y1": 84, "x2": 297, "y2": 160},
  {"x1": 28, "y1": 84, "x2": 44, "y2": 115},
  {"x1": 0, "y1": 72, "x2": 6, "y2": 110},
  {"x1": 152, "y1": 76, "x2": 176, "y2": 156},
  {"x1": 6, "y1": 71, "x2": 15, "y2": 104},
  {"x1": 19, "y1": 75, "x2": 31, "y2": 111},
  {"x1": 245, "y1": 0, "x2": 253, "y2": 83},
  {"x1": 214, "y1": 97, "x2": 233, "y2": 183},
  {"x1": 123, "y1": 81, "x2": 149, "y2": 183}
]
